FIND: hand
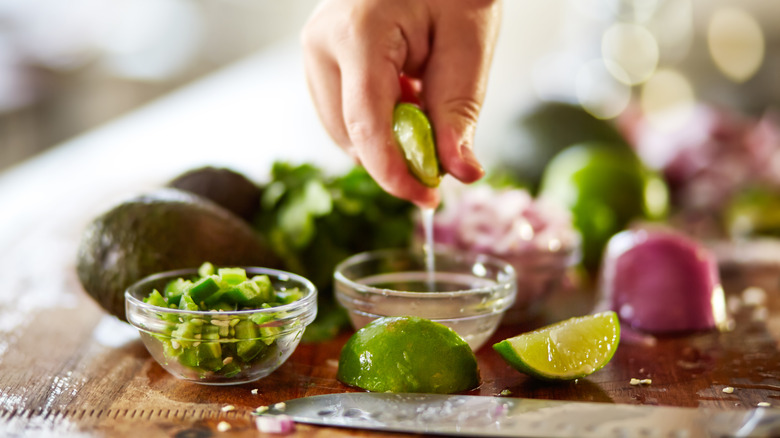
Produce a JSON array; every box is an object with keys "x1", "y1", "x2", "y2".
[{"x1": 301, "y1": 0, "x2": 502, "y2": 208}]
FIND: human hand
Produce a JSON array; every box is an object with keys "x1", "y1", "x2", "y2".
[{"x1": 302, "y1": 0, "x2": 502, "y2": 208}]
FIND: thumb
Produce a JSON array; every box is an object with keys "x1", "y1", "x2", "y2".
[{"x1": 422, "y1": 1, "x2": 501, "y2": 183}]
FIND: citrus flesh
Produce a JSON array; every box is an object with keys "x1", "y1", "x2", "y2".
[
  {"x1": 337, "y1": 316, "x2": 479, "y2": 393},
  {"x1": 392, "y1": 103, "x2": 442, "y2": 188},
  {"x1": 493, "y1": 311, "x2": 620, "y2": 380}
]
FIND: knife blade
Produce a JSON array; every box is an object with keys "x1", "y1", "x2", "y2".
[{"x1": 267, "y1": 393, "x2": 780, "y2": 437}]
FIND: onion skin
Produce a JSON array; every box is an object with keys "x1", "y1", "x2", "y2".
[{"x1": 599, "y1": 228, "x2": 727, "y2": 334}]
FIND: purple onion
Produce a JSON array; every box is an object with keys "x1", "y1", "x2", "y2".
[
  {"x1": 599, "y1": 228, "x2": 727, "y2": 334},
  {"x1": 255, "y1": 414, "x2": 295, "y2": 434}
]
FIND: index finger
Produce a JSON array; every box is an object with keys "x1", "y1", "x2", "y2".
[{"x1": 338, "y1": 41, "x2": 440, "y2": 208}]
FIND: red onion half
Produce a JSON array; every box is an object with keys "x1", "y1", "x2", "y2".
[{"x1": 598, "y1": 228, "x2": 728, "y2": 334}]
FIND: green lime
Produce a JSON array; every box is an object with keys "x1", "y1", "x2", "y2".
[
  {"x1": 501, "y1": 101, "x2": 630, "y2": 192},
  {"x1": 726, "y1": 186, "x2": 780, "y2": 239},
  {"x1": 493, "y1": 311, "x2": 620, "y2": 381},
  {"x1": 539, "y1": 142, "x2": 668, "y2": 272},
  {"x1": 337, "y1": 316, "x2": 479, "y2": 393},
  {"x1": 392, "y1": 103, "x2": 442, "y2": 188}
]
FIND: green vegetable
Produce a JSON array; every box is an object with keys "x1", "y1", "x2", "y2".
[
  {"x1": 164, "y1": 278, "x2": 191, "y2": 304},
  {"x1": 254, "y1": 163, "x2": 416, "y2": 340},
  {"x1": 255, "y1": 163, "x2": 416, "y2": 291},
  {"x1": 189, "y1": 276, "x2": 220, "y2": 303},
  {"x1": 142, "y1": 262, "x2": 301, "y2": 379}
]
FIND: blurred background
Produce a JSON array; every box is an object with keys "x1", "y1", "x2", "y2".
[
  {"x1": 0, "y1": 0, "x2": 320, "y2": 170},
  {"x1": 0, "y1": 0, "x2": 778, "y2": 172}
]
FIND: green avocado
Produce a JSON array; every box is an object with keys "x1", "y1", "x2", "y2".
[
  {"x1": 76, "y1": 188, "x2": 281, "y2": 321},
  {"x1": 167, "y1": 166, "x2": 261, "y2": 222}
]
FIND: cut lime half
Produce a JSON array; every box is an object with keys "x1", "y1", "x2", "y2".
[
  {"x1": 493, "y1": 311, "x2": 620, "y2": 380},
  {"x1": 338, "y1": 316, "x2": 479, "y2": 393},
  {"x1": 392, "y1": 103, "x2": 442, "y2": 188}
]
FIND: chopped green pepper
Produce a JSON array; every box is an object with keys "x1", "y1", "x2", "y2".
[{"x1": 141, "y1": 262, "x2": 304, "y2": 380}]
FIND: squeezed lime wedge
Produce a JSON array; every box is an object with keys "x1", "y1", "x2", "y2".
[
  {"x1": 392, "y1": 103, "x2": 442, "y2": 188},
  {"x1": 493, "y1": 311, "x2": 620, "y2": 380}
]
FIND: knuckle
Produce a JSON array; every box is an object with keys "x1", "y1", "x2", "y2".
[
  {"x1": 344, "y1": 119, "x2": 374, "y2": 145},
  {"x1": 440, "y1": 97, "x2": 483, "y2": 125},
  {"x1": 381, "y1": 29, "x2": 407, "y2": 67}
]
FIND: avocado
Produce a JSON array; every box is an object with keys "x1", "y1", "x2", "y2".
[
  {"x1": 168, "y1": 166, "x2": 261, "y2": 222},
  {"x1": 76, "y1": 188, "x2": 281, "y2": 321}
]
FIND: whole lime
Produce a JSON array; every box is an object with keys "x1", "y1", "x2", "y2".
[
  {"x1": 337, "y1": 316, "x2": 479, "y2": 393},
  {"x1": 539, "y1": 142, "x2": 668, "y2": 271},
  {"x1": 499, "y1": 101, "x2": 629, "y2": 192},
  {"x1": 725, "y1": 186, "x2": 780, "y2": 239}
]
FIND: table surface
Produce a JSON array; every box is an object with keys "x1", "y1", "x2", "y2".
[
  {"x1": 0, "y1": 254, "x2": 778, "y2": 438},
  {"x1": 1, "y1": 38, "x2": 779, "y2": 438}
]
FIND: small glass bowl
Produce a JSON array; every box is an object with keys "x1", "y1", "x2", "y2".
[
  {"x1": 333, "y1": 248, "x2": 517, "y2": 350},
  {"x1": 499, "y1": 244, "x2": 580, "y2": 325},
  {"x1": 125, "y1": 267, "x2": 317, "y2": 385}
]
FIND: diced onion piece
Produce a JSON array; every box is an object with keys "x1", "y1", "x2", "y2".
[{"x1": 255, "y1": 415, "x2": 295, "y2": 434}]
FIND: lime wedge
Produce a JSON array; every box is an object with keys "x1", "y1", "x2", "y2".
[
  {"x1": 493, "y1": 311, "x2": 620, "y2": 380},
  {"x1": 392, "y1": 103, "x2": 442, "y2": 188},
  {"x1": 337, "y1": 316, "x2": 479, "y2": 393}
]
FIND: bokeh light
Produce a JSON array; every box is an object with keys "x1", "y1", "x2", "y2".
[
  {"x1": 640, "y1": 68, "x2": 695, "y2": 132},
  {"x1": 576, "y1": 58, "x2": 631, "y2": 120},
  {"x1": 645, "y1": 0, "x2": 693, "y2": 65},
  {"x1": 602, "y1": 23, "x2": 659, "y2": 85},
  {"x1": 707, "y1": 7, "x2": 765, "y2": 83}
]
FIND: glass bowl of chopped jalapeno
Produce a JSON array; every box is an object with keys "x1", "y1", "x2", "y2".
[{"x1": 125, "y1": 262, "x2": 317, "y2": 385}]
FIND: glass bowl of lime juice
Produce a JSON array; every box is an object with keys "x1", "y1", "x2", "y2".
[{"x1": 333, "y1": 248, "x2": 516, "y2": 350}]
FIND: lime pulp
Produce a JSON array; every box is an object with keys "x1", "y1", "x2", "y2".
[
  {"x1": 493, "y1": 311, "x2": 620, "y2": 380},
  {"x1": 392, "y1": 103, "x2": 442, "y2": 188}
]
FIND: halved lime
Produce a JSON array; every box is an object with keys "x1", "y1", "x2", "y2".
[
  {"x1": 493, "y1": 311, "x2": 620, "y2": 380},
  {"x1": 337, "y1": 316, "x2": 479, "y2": 393},
  {"x1": 392, "y1": 103, "x2": 442, "y2": 188}
]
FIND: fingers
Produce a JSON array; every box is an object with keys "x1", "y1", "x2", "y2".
[
  {"x1": 337, "y1": 16, "x2": 440, "y2": 208},
  {"x1": 302, "y1": 0, "x2": 439, "y2": 208},
  {"x1": 301, "y1": 0, "x2": 500, "y2": 207},
  {"x1": 301, "y1": 3, "x2": 353, "y2": 158},
  {"x1": 424, "y1": 0, "x2": 502, "y2": 183}
]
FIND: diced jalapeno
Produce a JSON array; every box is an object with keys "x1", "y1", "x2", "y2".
[
  {"x1": 218, "y1": 267, "x2": 247, "y2": 285},
  {"x1": 189, "y1": 276, "x2": 220, "y2": 303},
  {"x1": 144, "y1": 262, "x2": 304, "y2": 379}
]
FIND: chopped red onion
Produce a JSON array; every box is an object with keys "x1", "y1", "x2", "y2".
[
  {"x1": 255, "y1": 414, "x2": 295, "y2": 434},
  {"x1": 426, "y1": 183, "x2": 580, "y2": 323},
  {"x1": 430, "y1": 184, "x2": 578, "y2": 256},
  {"x1": 619, "y1": 104, "x2": 780, "y2": 213}
]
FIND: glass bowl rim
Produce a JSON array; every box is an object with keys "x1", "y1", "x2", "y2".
[
  {"x1": 125, "y1": 266, "x2": 318, "y2": 318},
  {"x1": 333, "y1": 247, "x2": 517, "y2": 298}
]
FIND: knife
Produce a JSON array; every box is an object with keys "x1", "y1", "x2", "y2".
[{"x1": 267, "y1": 393, "x2": 780, "y2": 437}]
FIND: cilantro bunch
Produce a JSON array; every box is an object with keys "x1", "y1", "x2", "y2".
[{"x1": 254, "y1": 162, "x2": 417, "y2": 297}]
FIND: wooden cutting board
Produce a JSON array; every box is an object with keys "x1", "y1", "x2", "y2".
[{"x1": 0, "y1": 198, "x2": 779, "y2": 437}]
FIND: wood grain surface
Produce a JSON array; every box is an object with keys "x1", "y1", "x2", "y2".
[{"x1": 0, "y1": 199, "x2": 779, "y2": 437}]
